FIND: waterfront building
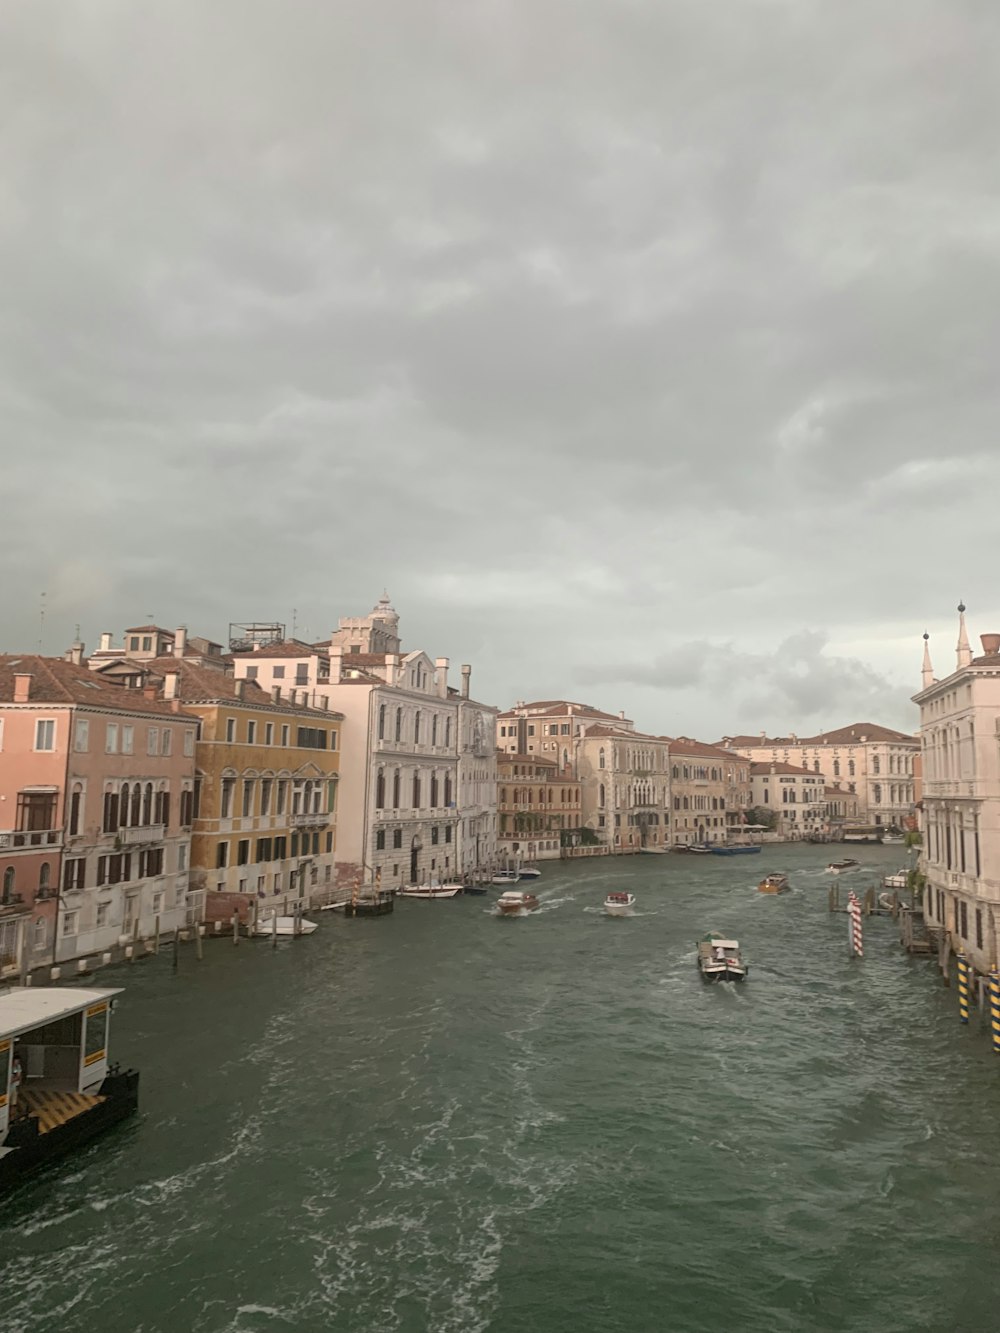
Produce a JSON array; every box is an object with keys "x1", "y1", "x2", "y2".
[
  {"x1": 231, "y1": 596, "x2": 496, "y2": 888},
  {"x1": 720, "y1": 724, "x2": 918, "y2": 829},
  {"x1": 0, "y1": 652, "x2": 198, "y2": 975},
  {"x1": 666, "y1": 738, "x2": 750, "y2": 845},
  {"x1": 576, "y1": 727, "x2": 672, "y2": 851},
  {"x1": 497, "y1": 701, "x2": 634, "y2": 770},
  {"x1": 914, "y1": 609, "x2": 1000, "y2": 974},
  {"x1": 749, "y1": 761, "x2": 827, "y2": 838},
  {"x1": 824, "y1": 782, "x2": 863, "y2": 830},
  {"x1": 497, "y1": 754, "x2": 582, "y2": 861},
  {"x1": 88, "y1": 624, "x2": 228, "y2": 680}
]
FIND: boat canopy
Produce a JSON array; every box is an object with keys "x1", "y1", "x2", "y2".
[
  {"x1": 706, "y1": 939, "x2": 739, "y2": 950},
  {"x1": 0, "y1": 987, "x2": 122, "y2": 1043}
]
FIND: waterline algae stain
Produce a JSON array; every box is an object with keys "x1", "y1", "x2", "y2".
[{"x1": 3, "y1": 847, "x2": 1000, "y2": 1332}]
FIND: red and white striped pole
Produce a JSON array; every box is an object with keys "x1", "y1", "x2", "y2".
[{"x1": 847, "y1": 890, "x2": 864, "y2": 958}]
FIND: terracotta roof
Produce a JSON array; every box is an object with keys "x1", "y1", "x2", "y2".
[
  {"x1": 498, "y1": 701, "x2": 629, "y2": 722},
  {"x1": 231, "y1": 640, "x2": 328, "y2": 660},
  {"x1": 498, "y1": 753, "x2": 559, "y2": 768},
  {"x1": 723, "y1": 724, "x2": 916, "y2": 747},
  {"x1": 336, "y1": 652, "x2": 389, "y2": 667},
  {"x1": 144, "y1": 660, "x2": 343, "y2": 718},
  {"x1": 0, "y1": 655, "x2": 195, "y2": 718},
  {"x1": 665, "y1": 736, "x2": 742, "y2": 761},
  {"x1": 750, "y1": 761, "x2": 822, "y2": 777},
  {"x1": 124, "y1": 625, "x2": 173, "y2": 635},
  {"x1": 581, "y1": 724, "x2": 665, "y2": 742},
  {"x1": 825, "y1": 785, "x2": 857, "y2": 798}
]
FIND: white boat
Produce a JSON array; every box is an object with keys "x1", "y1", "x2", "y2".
[
  {"x1": 496, "y1": 890, "x2": 539, "y2": 915},
  {"x1": 492, "y1": 870, "x2": 521, "y2": 885},
  {"x1": 253, "y1": 914, "x2": 318, "y2": 936},
  {"x1": 697, "y1": 935, "x2": 748, "y2": 982},
  {"x1": 639, "y1": 846, "x2": 668, "y2": 855},
  {"x1": 398, "y1": 884, "x2": 463, "y2": 899},
  {"x1": 826, "y1": 859, "x2": 860, "y2": 874},
  {"x1": 881, "y1": 834, "x2": 906, "y2": 845},
  {"x1": 517, "y1": 865, "x2": 542, "y2": 880},
  {"x1": 604, "y1": 891, "x2": 636, "y2": 916}
]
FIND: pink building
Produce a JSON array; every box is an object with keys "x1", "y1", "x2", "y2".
[{"x1": 0, "y1": 653, "x2": 199, "y2": 977}]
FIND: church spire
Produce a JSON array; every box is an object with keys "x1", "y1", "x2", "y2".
[
  {"x1": 957, "y1": 601, "x2": 972, "y2": 669},
  {"x1": 921, "y1": 632, "x2": 934, "y2": 688}
]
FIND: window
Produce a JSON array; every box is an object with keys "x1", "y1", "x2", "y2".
[
  {"x1": 17, "y1": 791, "x2": 56, "y2": 832},
  {"x1": 129, "y1": 637, "x2": 140, "y2": 651},
  {"x1": 74, "y1": 720, "x2": 90, "y2": 752},
  {"x1": 273, "y1": 835, "x2": 287, "y2": 860},
  {"x1": 261, "y1": 778, "x2": 272, "y2": 816},
  {"x1": 247, "y1": 721, "x2": 257, "y2": 744},
  {"x1": 976, "y1": 909, "x2": 984, "y2": 951},
  {"x1": 873, "y1": 756, "x2": 880, "y2": 775},
  {"x1": 393, "y1": 828, "x2": 402, "y2": 849},
  {"x1": 329, "y1": 730, "x2": 338, "y2": 750},
  {"x1": 153, "y1": 891, "x2": 164, "y2": 914},
  {"x1": 392, "y1": 770, "x2": 401, "y2": 808},
  {"x1": 276, "y1": 780, "x2": 288, "y2": 815},
  {"x1": 376, "y1": 771, "x2": 386, "y2": 808},
  {"x1": 246, "y1": 665, "x2": 259, "y2": 681},
  {"x1": 147, "y1": 727, "x2": 159, "y2": 755},
  {"x1": 237, "y1": 840, "x2": 250, "y2": 866},
  {"x1": 96, "y1": 901, "x2": 110, "y2": 928},
  {"x1": 432, "y1": 715, "x2": 438, "y2": 746},
  {"x1": 280, "y1": 725, "x2": 290, "y2": 746},
  {"x1": 33, "y1": 718, "x2": 55, "y2": 751},
  {"x1": 142, "y1": 635, "x2": 152, "y2": 652},
  {"x1": 180, "y1": 789, "x2": 194, "y2": 826},
  {"x1": 221, "y1": 778, "x2": 235, "y2": 818},
  {"x1": 264, "y1": 723, "x2": 273, "y2": 746},
  {"x1": 445, "y1": 718, "x2": 451, "y2": 748},
  {"x1": 445, "y1": 825, "x2": 452, "y2": 843},
  {"x1": 848, "y1": 759, "x2": 855, "y2": 777},
  {"x1": 63, "y1": 910, "x2": 79, "y2": 936},
  {"x1": 413, "y1": 774, "x2": 421, "y2": 808},
  {"x1": 295, "y1": 665, "x2": 308, "y2": 685},
  {"x1": 1, "y1": 867, "x2": 13, "y2": 900},
  {"x1": 599, "y1": 748, "x2": 606, "y2": 770},
  {"x1": 430, "y1": 774, "x2": 439, "y2": 808},
  {"x1": 296, "y1": 727, "x2": 328, "y2": 750},
  {"x1": 242, "y1": 780, "x2": 254, "y2": 817},
  {"x1": 122, "y1": 725, "x2": 134, "y2": 754},
  {"x1": 395, "y1": 708, "x2": 403, "y2": 742},
  {"x1": 139, "y1": 848, "x2": 164, "y2": 877},
  {"x1": 376, "y1": 829, "x2": 386, "y2": 850},
  {"x1": 378, "y1": 705, "x2": 386, "y2": 740},
  {"x1": 178, "y1": 844, "x2": 188, "y2": 872},
  {"x1": 256, "y1": 837, "x2": 272, "y2": 862},
  {"x1": 431, "y1": 826, "x2": 439, "y2": 845},
  {"x1": 69, "y1": 786, "x2": 82, "y2": 836},
  {"x1": 225, "y1": 718, "x2": 236, "y2": 743},
  {"x1": 273, "y1": 665, "x2": 285, "y2": 679},
  {"x1": 161, "y1": 728, "x2": 172, "y2": 756},
  {"x1": 414, "y1": 712, "x2": 421, "y2": 744}
]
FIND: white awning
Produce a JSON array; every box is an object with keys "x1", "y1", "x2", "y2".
[{"x1": 0, "y1": 987, "x2": 123, "y2": 1042}]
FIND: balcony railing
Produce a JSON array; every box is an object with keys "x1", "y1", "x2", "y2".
[
  {"x1": 290, "y1": 811, "x2": 328, "y2": 828},
  {"x1": 0, "y1": 828, "x2": 61, "y2": 850},
  {"x1": 119, "y1": 824, "x2": 166, "y2": 846}
]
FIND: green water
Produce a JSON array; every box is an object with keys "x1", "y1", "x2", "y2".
[{"x1": 3, "y1": 848, "x2": 999, "y2": 1333}]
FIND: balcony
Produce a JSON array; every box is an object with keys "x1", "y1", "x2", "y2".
[
  {"x1": 120, "y1": 824, "x2": 166, "y2": 846},
  {"x1": 290, "y1": 811, "x2": 328, "y2": 829},
  {"x1": 0, "y1": 828, "x2": 61, "y2": 850}
]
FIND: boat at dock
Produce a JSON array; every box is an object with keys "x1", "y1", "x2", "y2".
[
  {"x1": 398, "y1": 884, "x2": 463, "y2": 899},
  {"x1": 517, "y1": 866, "x2": 542, "y2": 880},
  {"x1": 697, "y1": 935, "x2": 748, "y2": 982},
  {"x1": 758, "y1": 873, "x2": 790, "y2": 894},
  {"x1": 492, "y1": 870, "x2": 521, "y2": 885},
  {"x1": 687, "y1": 844, "x2": 712, "y2": 855},
  {"x1": 1, "y1": 987, "x2": 139, "y2": 1193},
  {"x1": 253, "y1": 914, "x2": 318, "y2": 936},
  {"x1": 496, "y1": 891, "x2": 539, "y2": 915},
  {"x1": 604, "y1": 891, "x2": 636, "y2": 916},
  {"x1": 710, "y1": 844, "x2": 761, "y2": 856},
  {"x1": 826, "y1": 859, "x2": 860, "y2": 874},
  {"x1": 639, "y1": 847, "x2": 668, "y2": 855},
  {"x1": 337, "y1": 889, "x2": 395, "y2": 917}
]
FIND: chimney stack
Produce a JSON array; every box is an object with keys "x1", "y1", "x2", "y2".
[
  {"x1": 234, "y1": 679, "x2": 245, "y2": 701},
  {"x1": 163, "y1": 671, "x2": 179, "y2": 700},
  {"x1": 384, "y1": 654, "x2": 399, "y2": 687},
  {"x1": 13, "y1": 673, "x2": 32, "y2": 704},
  {"x1": 329, "y1": 646, "x2": 343, "y2": 683},
  {"x1": 68, "y1": 641, "x2": 84, "y2": 667},
  {"x1": 271, "y1": 685, "x2": 281, "y2": 702},
  {"x1": 174, "y1": 626, "x2": 188, "y2": 656},
  {"x1": 460, "y1": 664, "x2": 471, "y2": 699},
  {"x1": 982, "y1": 634, "x2": 1000, "y2": 657},
  {"x1": 99, "y1": 631, "x2": 113, "y2": 652},
  {"x1": 435, "y1": 657, "x2": 449, "y2": 699}
]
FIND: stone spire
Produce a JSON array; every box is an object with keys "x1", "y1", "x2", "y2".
[
  {"x1": 921, "y1": 632, "x2": 934, "y2": 688},
  {"x1": 957, "y1": 601, "x2": 972, "y2": 669}
]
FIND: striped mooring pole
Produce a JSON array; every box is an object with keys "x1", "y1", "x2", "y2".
[
  {"x1": 847, "y1": 890, "x2": 863, "y2": 958},
  {"x1": 957, "y1": 952, "x2": 970, "y2": 1024},
  {"x1": 990, "y1": 972, "x2": 1000, "y2": 1053}
]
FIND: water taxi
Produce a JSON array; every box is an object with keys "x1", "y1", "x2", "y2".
[
  {"x1": 758, "y1": 873, "x2": 790, "y2": 894},
  {"x1": 1, "y1": 987, "x2": 139, "y2": 1192},
  {"x1": 397, "y1": 883, "x2": 463, "y2": 899},
  {"x1": 826, "y1": 859, "x2": 860, "y2": 874},
  {"x1": 496, "y1": 891, "x2": 539, "y2": 915},
  {"x1": 697, "y1": 935, "x2": 748, "y2": 982},
  {"x1": 253, "y1": 914, "x2": 319, "y2": 936},
  {"x1": 491, "y1": 870, "x2": 521, "y2": 885},
  {"x1": 517, "y1": 866, "x2": 542, "y2": 881},
  {"x1": 604, "y1": 891, "x2": 636, "y2": 916}
]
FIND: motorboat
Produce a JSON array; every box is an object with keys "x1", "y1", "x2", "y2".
[
  {"x1": 492, "y1": 870, "x2": 521, "y2": 885},
  {"x1": 881, "y1": 833, "x2": 906, "y2": 845},
  {"x1": 640, "y1": 846, "x2": 668, "y2": 855},
  {"x1": 687, "y1": 844, "x2": 712, "y2": 855},
  {"x1": 758, "y1": 873, "x2": 790, "y2": 894},
  {"x1": 397, "y1": 884, "x2": 463, "y2": 899},
  {"x1": 710, "y1": 845, "x2": 761, "y2": 856},
  {"x1": 826, "y1": 859, "x2": 860, "y2": 874},
  {"x1": 604, "y1": 891, "x2": 636, "y2": 916},
  {"x1": 462, "y1": 883, "x2": 489, "y2": 896},
  {"x1": 697, "y1": 934, "x2": 748, "y2": 982},
  {"x1": 254, "y1": 914, "x2": 318, "y2": 936},
  {"x1": 496, "y1": 891, "x2": 539, "y2": 915},
  {"x1": 517, "y1": 866, "x2": 542, "y2": 880}
]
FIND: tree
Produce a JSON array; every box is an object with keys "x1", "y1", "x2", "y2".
[{"x1": 746, "y1": 806, "x2": 777, "y2": 831}]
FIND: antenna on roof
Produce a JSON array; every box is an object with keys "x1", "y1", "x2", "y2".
[
  {"x1": 292, "y1": 607, "x2": 298, "y2": 637},
  {"x1": 38, "y1": 591, "x2": 46, "y2": 653}
]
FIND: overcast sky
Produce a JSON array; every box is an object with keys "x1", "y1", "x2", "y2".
[{"x1": 3, "y1": 1, "x2": 998, "y2": 738}]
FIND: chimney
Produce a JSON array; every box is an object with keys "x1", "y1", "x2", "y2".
[
  {"x1": 69, "y1": 641, "x2": 84, "y2": 667},
  {"x1": 321, "y1": 695, "x2": 329, "y2": 711},
  {"x1": 460, "y1": 664, "x2": 471, "y2": 699},
  {"x1": 174, "y1": 626, "x2": 188, "y2": 656},
  {"x1": 982, "y1": 634, "x2": 1000, "y2": 657},
  {"x1": 384, "y1": 654, "x2": 399, "y2": 687},
  {"x1": 619, "y1": 710, "x2": 625, "y2": 721},
  {"x1": 163, "y1": 671, "x2": 179, "y2": 700},
  {"x1": 329, "y1": 646, "x2": 343, "y2": 682},
  {"x1": 99, "y1": 632, "x2": 113, "y2": 652},
  {"x1": 271, "y1": 686, "x2": 281, "y2": 702},
  {"x1": 435, "y1": 657, "x2": 449, "y2": 699},
  {"x1": 13, "y1": 673, "x2": 32, "y2": 704},
  {"x1": 234, "y1": 679, "x2": 245, "y2": 701}
]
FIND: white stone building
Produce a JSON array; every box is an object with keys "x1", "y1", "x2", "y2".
[
  {"x1": 497, "y1": 701, "x2": 634, "y2": 771},
  {"x1": 749, "y1": 761, "x2": 827, "y2": 837},
  {"x1": 232, "y1": 597, "x2": 496, "y2": 888},
  {"x1": 914, "y1": 609, "x2": 1000, "y2": 974},
  {"x1": 576, "y1": 726, "x2": 672, "y2": 851}
]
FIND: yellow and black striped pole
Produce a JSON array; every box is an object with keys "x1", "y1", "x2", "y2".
[
  {"x1": 990, "y1": 971, "x2": 1000, "y2": 1053},
  {"x1": 957, "y1": 952, "x2": 970, "y2": 1025}
]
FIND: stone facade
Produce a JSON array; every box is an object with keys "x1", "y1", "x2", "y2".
[
  {"x1": 576, "y1": 726, "x2": 672, "y2": 851},
  {"x1": 667, "y1": 738, "x2": 750, "y2": 845},
  {"x1": 497, "y1": 700, "x2": 634, "y2": 770},
  {"x1": 497, "y1": 754, "x2": 582, "y2": 861},
  {"x1": 749, "y1": 761, "x2": 827, "y2": 837}
]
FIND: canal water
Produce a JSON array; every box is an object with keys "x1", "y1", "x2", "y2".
[{"x1": 3, "y1": 847, "x2": 1000, "y2": 1333}]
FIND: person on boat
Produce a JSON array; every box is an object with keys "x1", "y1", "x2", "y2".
[{"x1": 714, "y1": 946, "x2": 725, "y2": 961}]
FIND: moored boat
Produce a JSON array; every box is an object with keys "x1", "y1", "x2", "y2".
[
  {"x1": 492, "y1": 870, "x2": 521, "y2": 885},
  {"x1": 710, "y1": 844, "x2": 761, "y2": 856},
  {"x1": 517, "y1": 865, "x2": 542, "y2": 880},
  {"x1": 826, "y1": 859, "x2": 860, "y2": 874},
  {"x1": 604, "y1": 891, "x2": 636, "y2": 916},
  {"x1": 398, "y1": 883, "x2": 463, "y2": 899},
  {"x1": 697, "y1": 934, "x2": 748, "y2": 982},
  {"x1": 496, "y1": 890, "x2": 539, "y2": 915},
  {"x1": 1, "y1": 987, "x2": 140, "y2": 1193},
  {"x1": 253, "y1": 913, "x2": 318, "y2": 935},
  {"x1": 758, "y1": 873, "x2": 789, "y2": 894},
  {"x1": 639, "y1": 846, "x2": 668, "y2": 855},
  {"x1": 687, "y1": 844, "x2": 712, "y2": 855}
]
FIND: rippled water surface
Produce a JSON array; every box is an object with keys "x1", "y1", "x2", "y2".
[{"x1": 4, "y1": 847, "x2": 1000, "y2": 1333}]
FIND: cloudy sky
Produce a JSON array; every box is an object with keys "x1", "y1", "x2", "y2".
[{"x1": 3, "y1": 0, "x2": 998, "y2": 738}]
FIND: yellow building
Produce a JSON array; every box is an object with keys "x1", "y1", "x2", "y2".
[
  {"x1": 150, "y1": 663, "x2": 342, "y2": 912},
  {"x1": 497, "y1": 754, "x2": 582, "y2": 861}
]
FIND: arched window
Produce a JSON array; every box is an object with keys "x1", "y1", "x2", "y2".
[
  {"x1": 378, "y1": 705, "x2": 386, "y2": 741},
  {"x1": 813, "y1": 760, "x2": 819, "y2": 772},
  {"x1": 599, "y1": 748, "x2": 606, "y2": 770},
  {"x1": 444, "y1": 774, "x2": 453, "y2": 807},
  {"x1": 412, "y1": 773, "x2": 421, "y2": 808},
  {"x1": 143, "y1": 783, "x2": 153, "y2": 825},
  {"x1": 120, "y1": 783, "x2": 130, "y2": 826},
  {"x1": 392, "y1": 770, "x2": 401, "y2": 808},
  {"x1": 683, "y1": 796, "x2": 689, "y2": 810},
  {"x1": 562, "y1": 749, "x2": 569, "y2": 770},
  {"x1": 414, "y1": 711, "x2": 421, "y2": 744},
  {"x1": 848, "y1": 760, "x2": 855, "y2": 777},
  {"x1": 131, "y1": 784, "x2": 142, "y2": 826},
  {"x1": 874, "y1": 784, "x2": 882, "y2": 804},
  {"x1": 430, "y1": 772, "x2": 439, "y2": 807},
  {"x1": 2, "y1": 867, "x2": 13, "y2": 899},
  {"x1": 833, "y1": 760, "x2": 840, "y2": 778},
  {"x1": 599, "y1": 784, "x2": 606, "y2": 807},
  {"x1": 432, "y1": 715, "x2": 438, "y2": 746},
  {"x1": 375, "y1": 770, "x2": 386, "y2": 809},
  {"x1": 873, "y1": 755, "x2": 880, "y2": 775},
  {"x1": 395, "y1": 708, "x2": 403, "y2": 742},
  {"x1": 39, "y1": 862, "x2": 50, "y2": 891}
]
